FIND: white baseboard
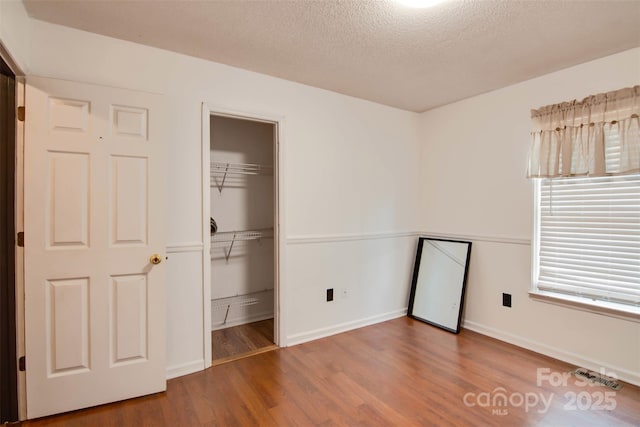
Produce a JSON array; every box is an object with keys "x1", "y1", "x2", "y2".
[
  {"x1": 462, "y1": 320, "x2": 640, "y2": 387},
  {"x1": 286, "y1": 308, "x2": 407, "y2": 346},
  {"x1": 166, "y1": 359, "x2": 205, "y2": 380}
]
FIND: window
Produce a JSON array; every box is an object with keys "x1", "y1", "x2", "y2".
[
  {"x1": 532, "y1": 173, "x2": 640, "y2": 312},
  {"x1": 528, "y1": 86, "x2": 639, "y2": 316}
]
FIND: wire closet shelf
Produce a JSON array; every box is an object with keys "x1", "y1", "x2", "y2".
[
  {"x1": 211, "y1": 289, "x2": 273, "y2": 326},
  {"x1": 211, "y1": 228, "x2": 274, "y2": 261},
  {"x1": 210, "y1": 161, "x2": 273, "y2": 193}
]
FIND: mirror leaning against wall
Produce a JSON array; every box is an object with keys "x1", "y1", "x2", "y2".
[{"x1": 407, "y1": 237, "x2": 472, "y2": 333}]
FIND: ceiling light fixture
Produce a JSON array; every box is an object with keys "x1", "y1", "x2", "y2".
[{"x1": 394, "y1": 0, "x2": 447, "y2": 8}]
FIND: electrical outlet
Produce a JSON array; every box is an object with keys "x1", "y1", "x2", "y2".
[
  {"x1": 502, "y1": 293, "x2": 512, "y2": 308},
  {"x1": 341, "y1": 289, "x2": 348, "y2": 299},
  {"x1": 327, "y1": 288, "x2": 334, "y2": 302}
]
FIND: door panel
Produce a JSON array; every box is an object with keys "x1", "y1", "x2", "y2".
[
  {"x1": 46, "y1": 278, "x2": 90, "y2": 375},
  {"x1": 111, "y1": 155, "x2": 148, "y2": 246},
  {"x1": 48, "y1": 98, "x2": 90, "y2": 134},
  {"x1": 111, "y1": 274, "x2": 148, "y2": 364},
  {"x1": 110, "y1": 105, "x2": 147, "y2": 139},
  {"x1": 24, "y1": 77, "x2": 166, "y2": 418},
  {"x1": 47, "y1": 151, "x2": 89, "y2": 248}
]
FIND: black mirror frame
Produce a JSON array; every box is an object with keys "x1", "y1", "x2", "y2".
[{"x1": 407, "y1": 237, "x2": 472, "y2": 334}]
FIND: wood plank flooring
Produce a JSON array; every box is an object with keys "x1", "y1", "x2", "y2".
[
  {"x1": 23, "y1": 317, "x2": 640, "y2": 426},
  {"x1": 211, "y1": 318, "x2": 275, "y2": 363}
]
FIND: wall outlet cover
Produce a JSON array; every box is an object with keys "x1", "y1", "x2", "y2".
[
  {"x1": 502, "y1": 293, "x2": 512, "y2": 308},
  {"x1": 327, "y1": 288, "x2": 334, "y2": 302}
]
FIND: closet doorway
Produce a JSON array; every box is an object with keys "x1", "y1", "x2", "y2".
[{"x1": 203, "y1": 108, "x2": 281, "y2": 366}]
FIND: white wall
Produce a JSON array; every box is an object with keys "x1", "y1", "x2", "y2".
[
  {"x1": 0, "y1": 0, "x2": 31, "y2": 72},
  {"x1": 12, "y1": 15, "x2": 420, "y2": 377},
  {"x1": 418, "y1": 48, "x2": 640, "y2": 385}
]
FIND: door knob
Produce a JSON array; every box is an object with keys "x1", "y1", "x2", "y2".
[{"x1": 150, "y1": 254, "x2": 162, "y2": 265}]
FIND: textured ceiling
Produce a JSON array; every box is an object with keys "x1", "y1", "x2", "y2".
[{"x1": 23, "y1": 0, "x2": 640, "y2": 112}]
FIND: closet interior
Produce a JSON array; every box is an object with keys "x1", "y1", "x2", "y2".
[{"x1": 209, "y1": 115, "x2": 276, "y2": 363}]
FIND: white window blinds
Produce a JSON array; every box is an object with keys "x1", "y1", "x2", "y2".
[{"x1": 536, "y1": 173, "x2": 640, "y2": 306}]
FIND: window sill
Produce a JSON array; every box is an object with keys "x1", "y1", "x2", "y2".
[{"x1": 529, "y1": 290, "x2": 640, "y2": 323}]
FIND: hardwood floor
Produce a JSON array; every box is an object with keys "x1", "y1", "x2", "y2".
[
  {"x1": 23, "y1": 317, "x2": 640, "y2": 426},
  {"x1": 211, "y1": 318, "x2": 276, "y2": 365}
]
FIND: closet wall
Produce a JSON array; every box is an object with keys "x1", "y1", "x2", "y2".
[{"x1": 209, "y1": 115, "x2": 275, "y2": 330}]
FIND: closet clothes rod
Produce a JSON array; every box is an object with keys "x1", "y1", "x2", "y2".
[
  {"x1": 210, "y1": 161, "x2": 273, "y2": 193},
  {"x1": 211, "y1": 227, "x2": 274, "y2": 261}
]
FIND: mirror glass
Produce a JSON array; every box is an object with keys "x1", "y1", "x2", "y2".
[{"x1": 408, "y1": 237, "x2": 472, "y2": 333}]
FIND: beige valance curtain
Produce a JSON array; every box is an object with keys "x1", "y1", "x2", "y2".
[{"x1": 527, "y1": 86, "x2": 640, "y2": 178}]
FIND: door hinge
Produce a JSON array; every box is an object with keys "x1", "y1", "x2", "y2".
[
  {"x1": 17, "y1": 232, "x2": 24, "y2": 247},
  {"x1": 18, "y1": 356, "x2": 25, "y2": 371},
  {"x1": 17, "y1": 106, "x2": 25, "y2": 122}
]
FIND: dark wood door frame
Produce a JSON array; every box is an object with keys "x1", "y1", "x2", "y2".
[{"x1": 0, "y1": 55, "x2": 18, "y2": 423}]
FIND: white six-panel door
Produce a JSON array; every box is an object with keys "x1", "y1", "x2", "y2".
[{"x1": 24, "y1": 77, "x2": 166, "y2": 418}]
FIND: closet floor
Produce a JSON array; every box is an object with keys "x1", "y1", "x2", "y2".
[{"x1": 211, "y1": 318, "x2": 276, "y2": 365}]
